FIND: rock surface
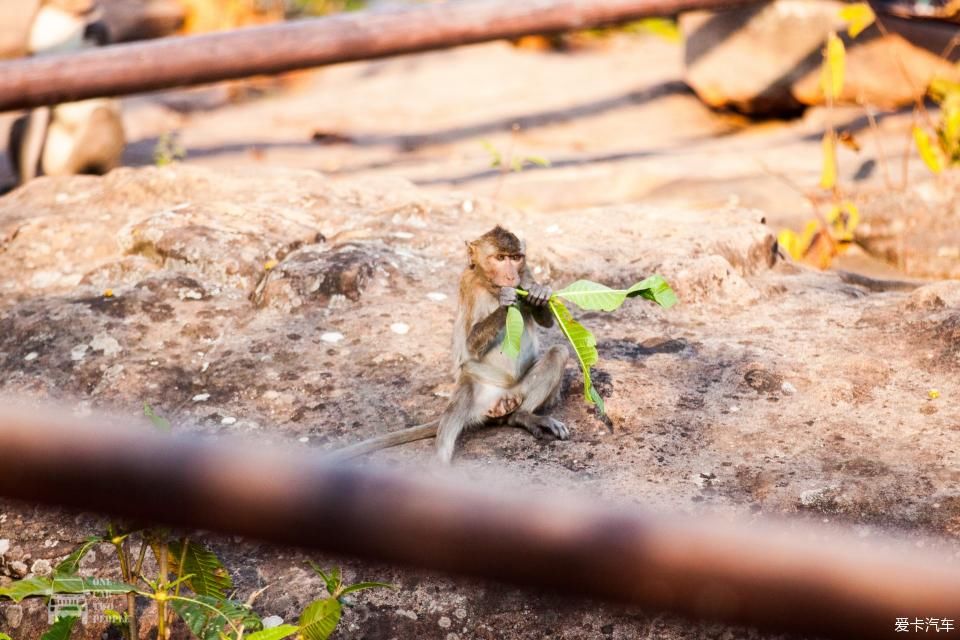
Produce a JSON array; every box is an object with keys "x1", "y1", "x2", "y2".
[
  {"x1": 681, "y1": 0, "x2": 960, "y2": 114},
  {"x1": 1, "y1": 165, "x2": 959, "y2": 639}
]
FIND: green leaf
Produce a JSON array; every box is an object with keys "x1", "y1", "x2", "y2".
[
  {"x1": 168, "y1": 540, "x2": 233, "y2": 600},
  {"x1": 820, "y1": 132, "x2": 837, "y2": 189},
  {"x1": 299, "y1": 598, "x2": 342, "y2": 640},
  {"x1": 500, "y1": 305, "x2": 524, "y2": 359},
  {"x1": 548, "y1": 298, "x2": 604, "y2": 415},
  {"x1": 246, "y1": 625, "x2": 300, "y2": 640},
  {"x1": 554, "y1": 280, "x2": 626, "y2": 311},
  {"x1": 0, "y1": 576, "x2": 53, "y2": 602},
  {"x1": 480, "y1": 140, "x2": 502, "y2": 168},
  {"x1": 820, "y1": 32, "x2": 845, "y2": 100},
  {"x1": 171, "y1": 594, "x2": 260, "y2": 640},
  {"x1": 0, "y1": 633, "x2": 13, "y2": 640},
  {"x1": 338, "y1": 581, "x2": 396, "y2": 596},
  {"x1": 524, "y1": 155, "x2": 551, "y2": 167},
  {"x1": 102, "y1": 609, "x2": 126, "y2": 625},
  {"x1": 626, "y1": 274, "x2": 677, "y2": 309},
  {"x1": 55, "y1": 537, "x2": 104, "y2": 576},
  {"x1": 914, "y1": 125, "x2": 944, "y2": 174},
  {"x1": 41, "y1": 617, "x2": 76, "y2": 640},
  {"x1": 73, "y1": 577, "x2": 138, "y2": 597},
  {"x1": 555, "y1": 276, "x2": 677, "y2": 312},
  {"x1": 308, "y1": 564, "x2": 341, "y2": 595},
  {"x1": 838, "y1": 3, "x2": 875, "y2": 37},
  {"x1": 143, "y1": 403, "x2": 171, "y2": 431},
  {"x1": 0, "y1": 575, "x2": 135, "y2": 602}
]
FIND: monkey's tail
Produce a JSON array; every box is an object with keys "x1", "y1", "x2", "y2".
[{"x1": 327, "y1": 420, "x2": 439, "y2": 461}]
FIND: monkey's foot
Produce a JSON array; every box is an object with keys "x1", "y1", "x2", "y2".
[
  {"x1": 486, "y1": 393, "x2": 522, "y2": 418},
  {"x1": 510, "y1": 411, "x2": 569, "y2": 441},
  {"x1": 537, "y1": 417, "x2": 569, "y2": 441}
]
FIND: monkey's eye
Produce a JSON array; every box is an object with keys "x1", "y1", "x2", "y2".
[{"x1": 496, "y1": 255, "x2": 506, "y2": 261}]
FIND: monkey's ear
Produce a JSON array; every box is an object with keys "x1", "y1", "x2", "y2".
[{"x1": 465, "y1": 240, "x2": 477, "y2": 266}]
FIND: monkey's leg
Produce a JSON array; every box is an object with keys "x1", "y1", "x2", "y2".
[
  {"x1": 436, "y1": 383, "x2": 487, "y2": 464},
  {"x1": 507, "y1": 345, "x2": 569, "y2": 441}
]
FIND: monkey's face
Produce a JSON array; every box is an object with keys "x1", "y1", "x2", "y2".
[
  {"x1": 483, "y1": 251, "x2": 524, "y2": 288},
  {"x1": 468, "y1": 226, "x2": 526, "y2": 289}
]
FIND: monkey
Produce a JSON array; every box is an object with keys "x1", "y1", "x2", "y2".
[
  {"x1": 331, "y1": 226, "x2": 569, "y2": 464},
  {"x1": 7, "y1": 0, "x2": 125, "y2": 186}
]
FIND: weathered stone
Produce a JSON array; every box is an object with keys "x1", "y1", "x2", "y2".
[
  {"x1": 2, "y1": 603, "x2": 23, "y2": 629},
  {"x1": 0, "y1": 0, "x2": 39, "y2": 59},
  {"x1": 29, "y1": 559, "x2": 51, "y2": 577},
  {"x1": 251, "y1": 241, "x2": 416, "y2": 312},
  {"x1": 681, "y1": 0, "x2": 960, "y2": 114},
  {"x1": 855, "y1": 179, "x2": 960, "y2": 279}
]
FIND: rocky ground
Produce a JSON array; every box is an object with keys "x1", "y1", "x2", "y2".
[{"x1": 0, "y1": 29, "x2": 959, "y2": 640}]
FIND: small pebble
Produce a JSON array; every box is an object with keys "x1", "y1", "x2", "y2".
[
  {"x1": 192, "y1": 393, "x2": 210, "y2": 402},
  {"x1": 462, "y1": 200, "x2": 474, "y2": 213},
  {"x1": 298, "y1": 436, "x2": 309, "y2": 443},
  {"x1": 262, "y1": 616, "x2": 284, "y2": 629},
  {"x1": 0, "y1": 539, "x2": 9, "y2": 556},
  {"x1": 438, "y1": 616, "x2": 452, "y2": 629},
  {"x1": 427, "y1": 292, "x2": 448, "y2": 302},
  {"x1": 391, "y1": 322, "x2": 410, "y2": 335},
  {"x1": 221, "y1": 417, "x2": 237, "y2": 425},
  {"x1": 30, "y1": 559, "x2": 52, "y2": 577},
  {"x1": 321, "y1": 332, "x2": 344, "y2": 344},
  {"x1": 24, "y1": 352, "x2": 38, "y2": 361},
  {"x1": 70, "y1": 344, "x2": 88, "y2": 361},
  {"x1": 781, "y1": 381, "x2": 797, "y2": 395},
  {"x1": 546, "y1": 224, "x2": 561, "y2": 234}
]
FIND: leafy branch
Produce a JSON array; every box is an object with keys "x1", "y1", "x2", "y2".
[{"x1": 501, "y1": 276, "x2": 677, "y2": 416}]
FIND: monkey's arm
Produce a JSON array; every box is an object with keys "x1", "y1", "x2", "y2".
[
  {"x1": 467, "y1": 306, "x2": 508, "y2": 357},
  {"x1": 327, "y1": 420, "x2": 439, "y2": 461},
  {"x1": 520, "y1": 281, "x2": 554, "y2": 328}
]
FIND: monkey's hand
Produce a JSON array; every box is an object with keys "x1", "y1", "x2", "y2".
[
  {"x1": 524, "y1": 283, "x2": 552, "y2": 306},
  {"x1": 499, "y1": 287, "x2": 518, "y2": 307}
]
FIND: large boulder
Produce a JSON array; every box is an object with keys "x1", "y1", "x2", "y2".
[{"x1": 681, "y1": 0, "x2": 960, "y2": 115}]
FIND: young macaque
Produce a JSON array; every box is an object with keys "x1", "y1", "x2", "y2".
[
  {"x1": 7, "y1": 0, "x2": 125, "y2": 186},
  {"x1": 332, "y1": 226, "x2": 569, "y2": 463}
]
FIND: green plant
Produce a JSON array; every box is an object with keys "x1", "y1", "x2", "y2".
[
  {"x1": 286, "y1": 0, "x2": 366, "y2": 17},
  {"x1": 0, "y1": 534, "x2": 394, "y2": 640},
  {"x1": 153, "y1": 132, "x2": 186, "y2": 167},
  {"x1": 913, "y1": 78, "x2": 960, "y2": 174},
  {"x1": 0, "y1": 407, "x2": 393, "y2": 639},
  {"x1": 481, "y1": 139, "x2": 550, "y2": 174},
  {"x1": 143, "y1": 402, "x2": 171, "y2": 431},
  {"x1": 501, "y1": 276, "x2": 676, "y2": 416},
  {"x1": 777, "y1": 4, "x2": 870, "y2": 268}
]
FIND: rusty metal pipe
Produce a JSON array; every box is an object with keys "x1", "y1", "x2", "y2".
[
  {"x1": 0, "y1": 406, "x2": 957, "y2": 638},
  {"x1": 0, "y1": 0, "x2": 764, "y2": 112}
]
